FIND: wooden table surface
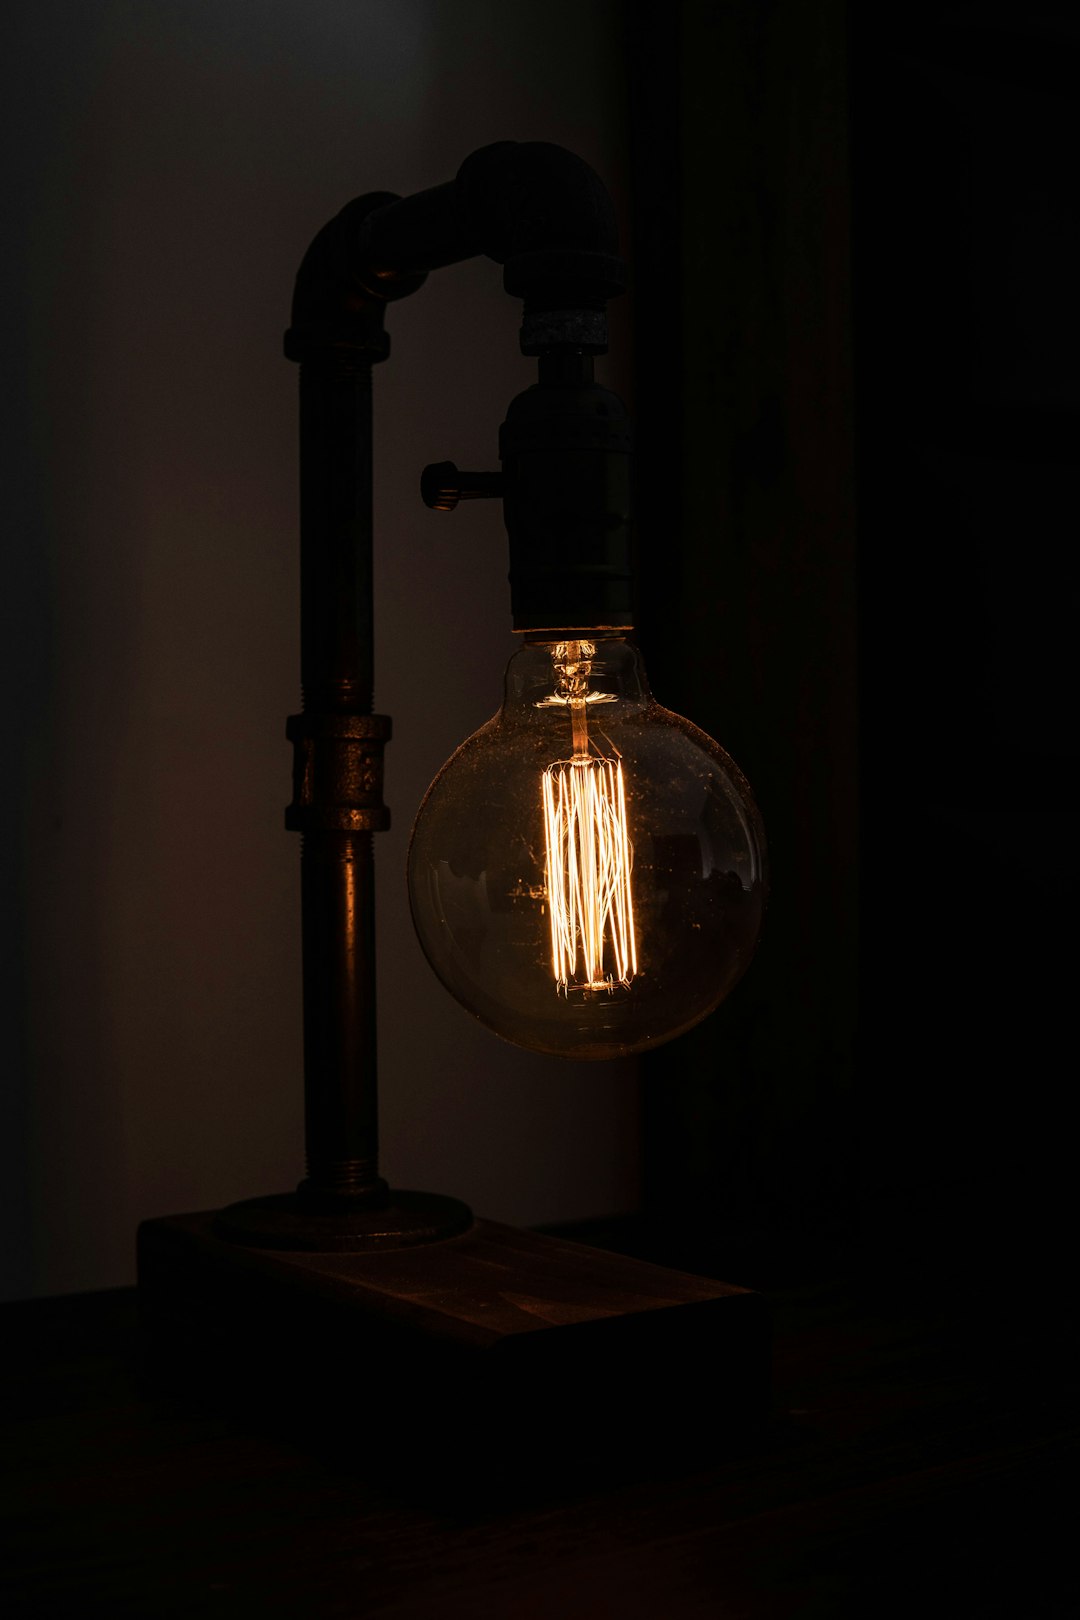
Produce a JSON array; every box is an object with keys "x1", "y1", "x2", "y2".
[{"x1": 3, "y1": 1228, "x2": 1077, "y2": 1618}]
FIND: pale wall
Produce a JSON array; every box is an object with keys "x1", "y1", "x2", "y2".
[{"x1": 3, "y1": 0, "x2": 639, "y2": 1298}]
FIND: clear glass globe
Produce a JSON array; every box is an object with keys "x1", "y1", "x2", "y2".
[{"x1": 407, "y1": 636, "x2": 767, "y2": 1059}]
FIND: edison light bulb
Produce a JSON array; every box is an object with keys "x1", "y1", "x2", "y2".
[{"x1": 407, "y1": 634, "x2": 767, "y2": 1059}]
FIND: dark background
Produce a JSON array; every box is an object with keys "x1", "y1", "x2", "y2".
[
  {"x1": 3, "y1": 8, "x2": 1076, "y2": 1614},
  {"x1": 628, "y1": 0, "x2": 1078, "y2": 1292}
]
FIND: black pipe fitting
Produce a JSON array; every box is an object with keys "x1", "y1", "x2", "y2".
[
  {"x1": 360, "y1": 142, "x2": 626, "y2": 324},
  {"x1": 284, "y1": 192, "x2": 423, "y2": 365},
  {"x1": 454, "y1": 142, "x2": 626, "y2": 322},
  {"x1": 285, "y1": 143, "x2": 627, "y2": 365}
]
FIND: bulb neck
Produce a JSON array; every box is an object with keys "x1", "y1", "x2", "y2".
[{"x1": 503, "y1": 634, "x2": 650, "y2": 711}]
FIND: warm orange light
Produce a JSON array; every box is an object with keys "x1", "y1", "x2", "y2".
[{"x1": 541, "y1": 752, "x2": 637, "y2": 995}]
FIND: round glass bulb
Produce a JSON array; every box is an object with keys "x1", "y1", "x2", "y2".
[{"x1": 408, "y1": 636, "x2": 767, "y2": 1059}]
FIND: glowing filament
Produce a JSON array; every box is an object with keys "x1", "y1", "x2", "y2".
[{"x1": 542, "y1": 755, "x2": 638, "y2": 993}]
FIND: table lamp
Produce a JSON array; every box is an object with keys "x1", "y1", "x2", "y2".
[{"x1": 137, "y1": 143, "x2": 770, "y2": 1457}]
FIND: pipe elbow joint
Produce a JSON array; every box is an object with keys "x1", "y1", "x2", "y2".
[{"x1": 455, "y1": 141, "x2": 627, "y2": 312}]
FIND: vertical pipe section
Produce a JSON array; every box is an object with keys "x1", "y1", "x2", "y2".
[
  {"x1": 300, "y1": 832, "x2": 381, "y2": 1201},
  {"x1": 299, "y1": 365, "x2": 375, "y2": 711},
  {"x1": 290, "y1": 358, "x2": 390, "y2": 1209}
]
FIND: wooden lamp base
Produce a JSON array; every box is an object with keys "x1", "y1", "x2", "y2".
[{"x1": 137, "y1": 1208, "x2": 770, "y2": 1486}]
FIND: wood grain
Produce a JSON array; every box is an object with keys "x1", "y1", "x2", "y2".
[{"x1": 3, "y1": 1230, "x2": 1076, "y2": 1618}]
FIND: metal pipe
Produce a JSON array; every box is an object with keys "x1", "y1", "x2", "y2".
[
  {"x1": 298, "y1": 832, "x2": 384, "y2": 1204},
  {"x1": 298, "y1": 363, "x2": 375, "y2": 710},
  {"x1": 276, "y1": 145, "x2": 626, "y2": 1226},
  {"x1": 287, "y1": 355, "x2": 391, "y2": 1209}
]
